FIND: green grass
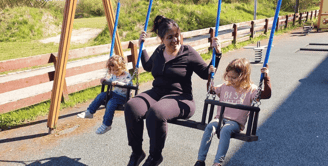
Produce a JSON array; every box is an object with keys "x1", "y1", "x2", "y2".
[{"x1": 73, "y1": 17, "x2": 107, "y2": 29}]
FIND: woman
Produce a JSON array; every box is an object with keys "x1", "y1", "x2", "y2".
[{"x1": 125, "y1": 15, "x2": 222, "y2": 166}]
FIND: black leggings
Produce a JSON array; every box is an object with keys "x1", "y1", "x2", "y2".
[{"x1": 124, "y1": 88, "x2": 195, "y2": 158}]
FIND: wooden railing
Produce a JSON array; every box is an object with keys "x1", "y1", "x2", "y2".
[{"x1": 0, "y1": 10, "x2": 319, "y2": 114}]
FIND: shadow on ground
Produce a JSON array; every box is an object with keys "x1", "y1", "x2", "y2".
[
  {"x1": 226, "y1": 55, "x2": 328, "y2": 165},
  {"x1": 0, "y1": 156, "x2": 86, "y2": 166}
]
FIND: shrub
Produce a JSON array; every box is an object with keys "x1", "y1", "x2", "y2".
[
  {"x1": 0, "y1": 7, "x2": 61, "y2": 42},
  {"x1": 76, "y1": 0, "x2": 106, "y2": 18},
  {"x1": 0, "y1": 0, "x2": 47, "y2": 10}
]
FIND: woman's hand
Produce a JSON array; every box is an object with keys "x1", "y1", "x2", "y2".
[
  {"x1": 261, "y1": 64, "x2": 269, "y2": 78},
  {"x1": 212, "y1": 37, "x2": 221, "y2": 54},
  {"x1": 139, "y1": 31, "x2": 147, "y2": 47},
  {"x1": 209, "y1": 65, "x2": 216, "y2": 74}
]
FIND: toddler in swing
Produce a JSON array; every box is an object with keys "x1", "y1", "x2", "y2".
[
  {"x1": 77, "y1": 55, "x2": 132, "y2": 134},
  {"x1": 194, "y1": 58, "x2": 271, "y2": 166}
]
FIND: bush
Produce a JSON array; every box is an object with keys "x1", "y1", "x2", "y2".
[
  {"x1": 0, "y1": 0, "x2": 47, "y2": 10},
  {"x1": 76, "y1": 0, "x2": 106, "y2": 18},
  {"x1": 0, "y1": 7, "x2": 61, "y2": 42}
]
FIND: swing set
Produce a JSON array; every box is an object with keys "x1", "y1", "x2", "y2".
[{"x1": 48, "y1": 0, "x2": 281, "y2": 143}]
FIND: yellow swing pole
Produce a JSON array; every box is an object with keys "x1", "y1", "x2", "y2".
[
  {"x1": 48, "y1": 0, "x2": 77, "y2": 130},
  {"x1": 103, "y1": 0, "x2": 124, "y2": 57}
]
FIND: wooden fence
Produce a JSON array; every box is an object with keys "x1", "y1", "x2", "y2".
[{"x1": 0, "y1": 10, "x2": 319, "y2": 114}]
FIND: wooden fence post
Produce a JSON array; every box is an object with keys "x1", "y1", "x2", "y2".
[
  {"x1": 285, "y1": 15, "x2": 289, "y2": 29},
  {"x1": 293, "y1": 13, "x2": 296, "y2": 26},
  {"x1": 276, "y1": 17, "x2": 280, "y2": 32},
  {"x1": 311, "y1": 11, "x2": 313, "y2": 20},
  {"x1": 264, "y1": 19, "x2": 269, "y2": 35},
  {"x1": 315, "y1": 10, "x2": 317, "y2": 18},
  {"x1": 128, "y1": 41, "x2": 138, "y2": 74},
  {"x1": 306, "y1": 12, "x2": 309, "y2": 22},
  {"x1": 48, "y1": 0, "x2": 77, "y2": 131},
  {"x1": 208, "y1": 28, "x2": 215, "y2": 52},
  {"x1": 49, "y1": 54, "x2": 69, "y2": 102},
  {"x1": 233, "y1": 24, "x2": 237, "y2": 44},
  {"x1": 250, "y1": 21, "x2": 255, "y2": 38},
  {"x1": 299, "y1": 13, "x2": 303, "y2": 25}
]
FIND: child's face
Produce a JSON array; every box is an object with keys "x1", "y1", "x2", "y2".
[
  {"x1": 226, "y1": 70, "x2": 240, "y2": 87},
  {"x1": 109, "y1": 66, "x2": 123, "y2": 76}
]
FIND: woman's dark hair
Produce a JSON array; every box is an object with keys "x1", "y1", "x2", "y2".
[{"x1": 151, "y1": 15, "x2": 180, "y2": 39}]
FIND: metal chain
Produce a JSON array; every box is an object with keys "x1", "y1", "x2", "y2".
[
  {"x1": 206, "y1": 78, "x2": 216, "y2": 99},
  {"x1": 131, "y1": 68, "x2": 139, "y2": 86},
  {"x1": 251, "y1": 80, "x2": 263, "y2": 107}
]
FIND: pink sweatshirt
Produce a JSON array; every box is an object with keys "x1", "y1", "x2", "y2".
[{"x1": 214, "y1": 83, "x2": 258, "y2": 130}]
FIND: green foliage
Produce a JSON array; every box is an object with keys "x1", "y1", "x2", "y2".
[
  {"x1": 0, "y1": 0, "x2": 47, "y2": 10},
  {"x1": 0, "y1": 7, "x2": 61, "y2": 42},
  {"x1": 76, "y1": 0, "x2": 106, "y2": 18}
]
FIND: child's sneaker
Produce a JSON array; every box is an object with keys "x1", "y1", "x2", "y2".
[
  {"x1": 96, "y1": 124, "x2": 111, "y2": 134},
  {"x1": 77, "y1": 110, "x2": 93, "y2": 119}
]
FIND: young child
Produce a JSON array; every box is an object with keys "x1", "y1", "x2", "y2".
[
  {"x1": 77, "y1": 55, "x2": 132, "y2": 134},
  {"x1": 194, "y1": 58, "x2": 271, "y2": 166}
]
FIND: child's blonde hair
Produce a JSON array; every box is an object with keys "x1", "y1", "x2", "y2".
[
  {"x1": 106, "y1": 55, "x2": 126, "y2": 75},
  {"x1": 223, "y1": 58, "x2": 252, "y2": 90}
]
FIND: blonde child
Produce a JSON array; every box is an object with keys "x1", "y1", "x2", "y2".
[
  {"x1": 77, "y1": 55, "x2": 132, "y2": 134},
  {"x1": 194, "y1": 58, "x2": 271, "y2": 166}
]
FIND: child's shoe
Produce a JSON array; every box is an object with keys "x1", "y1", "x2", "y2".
[
  {"x1": 194, "y1": 161, "x2": 205, "y2": 166},
  {"x1": 96, "y1": 124, "x2": 111, "y2": 134},
  {"x1": 212, "y1": 163, "x2": 221, "y2": 166},
  {"x1": 77, "y1": 110, "x2": 93, "y2": 119}
]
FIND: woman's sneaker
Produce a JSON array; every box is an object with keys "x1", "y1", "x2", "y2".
[
  {"x1": 77, "y1": 110, "x2": 93, "y2": 119},
  {"x1": 194, "y1": 161, "x2": 205, "y2": 166},
  {"x1": 96, "y1": 124, "x2": 111, "y2": 134}
]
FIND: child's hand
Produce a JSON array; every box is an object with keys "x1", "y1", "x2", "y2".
[
  {"x1": 261, "y1": 64, "x2": 269, "y2": 77},
  {"x1": 112, "y1": 81, "x2": 118, "y2": 86},
  {"x1": 209, "y1": 65, "x2": 216, "y2": 74},
  {"x1": 100, "y1": 78, "x2": 106, "y2": 84},
  {"x1": 139, "y1": 31, "x2": 147, "y2": 47},
  {"x1": 212, "y1": 37, "x2": 221, "y2": 54}
]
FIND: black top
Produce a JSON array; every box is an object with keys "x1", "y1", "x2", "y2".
[{"x1": 141, "y1": 44, "x2": 221, "y2": 97}]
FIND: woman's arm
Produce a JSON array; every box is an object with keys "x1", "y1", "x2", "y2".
[
  {"x1": 189, "y1": 45, "x2": 221, "y2": 79},
  {"x1": 139, "y1": 31, "x2": 153, "y2": 72}
]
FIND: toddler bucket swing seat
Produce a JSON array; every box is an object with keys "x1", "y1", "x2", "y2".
[
  {"x1": 208, "y1": 0, "x2": 282, "y2": 142},
  {"x1": 100, "y1": 0, "x2": 139, "y2": 111}
]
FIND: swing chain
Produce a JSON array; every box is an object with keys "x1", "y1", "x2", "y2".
[
  {"x1": 252, "y1": 81, "x2": 263, "y2": 107},
  {"x1": 206, "y1": 78, "x2": 216, "y2": 99},
  {"x1": 131, "y1": 68, "x2": 139, "y2": 86}
]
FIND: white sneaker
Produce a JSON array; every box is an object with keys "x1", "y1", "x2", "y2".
[
  {"x1": 96, "y1": 124, "x2": 111, "y2": 134},
  {"x1": 77, "y1": 110, "x2": 93, "y2": 119}
]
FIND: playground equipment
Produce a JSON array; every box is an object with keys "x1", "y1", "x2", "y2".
[
  {"x1": 244, "y1": 41, "x2": 273, "y2": 63},
  {"x1": 48, "y1": 0, "x2": 125, "y2": 132},
  {"x1": 100, "y1": 0, "x2": 139, "y2": 111},
  {"x1": 317, "y1": 0, "x2": 328, "y2": 31},
  {"x1": 168, "y1": 0, "x2": 223, "y2": 129}
]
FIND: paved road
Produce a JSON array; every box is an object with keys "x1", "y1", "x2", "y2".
[{"x1": 1, "y1": 28, "x2": 327, "y2": 166}]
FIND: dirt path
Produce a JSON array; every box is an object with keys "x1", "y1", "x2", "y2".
[{"x1": 39, "y1": 28, "x2": 103, "y2": 44}]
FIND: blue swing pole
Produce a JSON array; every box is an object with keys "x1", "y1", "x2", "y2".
[
  {"x1": 260, "y1": 0, "x2": 282, "y2": 81},
  {"x1": 136, "y1": 0, "x2": 153, "y2": 69},
  {"x1": 210, "y1": 0, "x2": 222, "y2": 79},
  {"x1": 109, "y1": 0, "x2": 121, "y2": 58}
]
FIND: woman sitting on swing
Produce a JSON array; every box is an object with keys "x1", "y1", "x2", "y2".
[{"x1": 124, "y1": 15, "x2": 222, "y2": 166}]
